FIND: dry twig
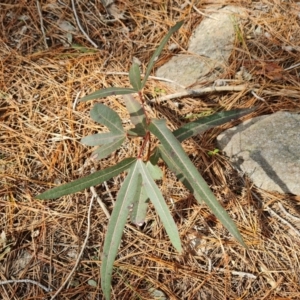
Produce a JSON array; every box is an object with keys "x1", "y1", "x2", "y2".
[{"x1": 152, "y1": 84, "x2": 252, "y2": 103}]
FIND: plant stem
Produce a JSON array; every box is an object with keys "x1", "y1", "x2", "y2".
[
  {"x1": 138, "y1": 131, "x2": 150, "y2": 159},
  {"x1": 136, "y1": 90, "x2": 152, "y2": 160},
  {"x1": 138, "y1": 91, "x2": 150, "y2": 125}
]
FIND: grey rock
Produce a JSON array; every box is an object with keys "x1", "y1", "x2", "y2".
[
  {"x1": 156, "y1": 6, "x2": 245, "y2": 89},
  {"x1": 217, "y1": 111, "x2": 300, "y2": 195}
]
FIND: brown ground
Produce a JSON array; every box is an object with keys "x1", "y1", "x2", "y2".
[{"x1": 1, "y1": 0, "x2": 300, "y2": 299}]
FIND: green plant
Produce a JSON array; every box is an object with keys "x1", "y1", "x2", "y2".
[
  {"x1": 208, "y1": 148, "x2": 220, "y2": 156},
  {"x1": 153, "y1": 86, "x2": 166, "y2": 96},
  {"x1": 36, "y1": 21, "x2": 253, "y2": 299}
]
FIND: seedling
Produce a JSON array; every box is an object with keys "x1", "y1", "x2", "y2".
[
  {"x1": 37, "y1": 21, "x2": 253, "y2": 299},
  {"x1": 153, "y1": 86, "x2": 166, "y2": 96},
  {"x1": 208, "y1": 148, "x2": 220, "y2": 156}
]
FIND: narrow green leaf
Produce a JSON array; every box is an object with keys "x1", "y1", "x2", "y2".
[
  {"x1": 92, "y1": 137, "x2": 125, "y2": 160},
  {"x1": 129, "y1": 63, "x2": 142, "y2": 91},
  {"x1": 142, "y1": 21, "x2": 184, "y2": 87},
  {"x1": 81, "y1": 132, "x2": 125, "y2": 146},
  {"x1": 90, "y1": 103, "x2": 124, "y2": 134},
  {"x1": 80, "y1": 87, "x2": 137, "y2": 102},
  {"x1": 174, "y1": 107, "x2": 256, "y2": 142},
  {"x1": 149, "y1": 119, "x2": 246, "y2": 247},
  {"x1": 101, "y1": 161, "x2": 141, "y2": 300},
  {"x1": 123, "y1": 94, "x2": 147, "y2": 136},
  {"x1": 36, "y1": 157, "x2": 136, "y2": 199},
  {"x1": 137, "y1": 159, "x2": 183, "y2": 253},
  {"x1": 131, "y1": 187, "x2": 149, "y2": 226}
]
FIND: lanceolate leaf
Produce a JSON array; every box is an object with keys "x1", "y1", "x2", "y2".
[
  {"x1": 80, "y1": 87, "x2": 137, "y2": 102},
  {"x1": 36, "y1": 157, "x2": 136, "y2": 199},
  {"x1": 131, "y1": 186, "x2": 149, "y2": 226},
  {"x1": 137, "y1": 159, "x2": 183, "y2": 253},
  {"x1": 92, "y1": 137, "x2": 125, "y2": 160},
  {"x1": 123, "y1": 94, "x2": 147, "y2": 136},
  {"x1": 142, "y1": 20, "x2": 184, "y2": 87},
  {"x1": 129, "y1": 63, "x2": 142, "y2": 91},
  {"x1": 154, "y1": 108, "x2": 255, "y2": 169},
  {"x1": 173, "y1": 107, "x2": 256, "y2": 143},
  {"x1": 90, "y1": 103, "x2": 124, "y2": 134},
  {"x1": 149, "y1": 119, "x2": 246, "y2": 247},
  {"x1": 81, "y1": 132, "x2": 125, "y2": 146},
  {"x1": 130, "y1": 161, "x2": 164, "y2": 226},
  {"x1": 101, "y1": 161, "x2": 141, "y2": 300}
]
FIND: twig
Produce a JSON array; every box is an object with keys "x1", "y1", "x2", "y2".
[
  {"x1": 36, "y1": 0, "x2": 48, "y2": 49},
  {"x1": 90, "y1": 186, "x2": 111, "y2": 219},
  {"x1": 0, "y1": 279, "x2": 51, "y2": 292},
  {"x1": 50, "y1": 194, "x2": 95, "y2": 299},
  {"x1": 71, "y1": 0, "x2": 98, "y2": 48},
  {"x1": 153, "y1": 84, "x2": 251, "y2": 103}
]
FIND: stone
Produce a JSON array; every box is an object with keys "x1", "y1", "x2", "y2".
[
  {"x1": 156, "y1": 6, "x2": 245, "y2": 90},
  {"x1": 216, "y1": 111, "x2": 300, "y2": 195}
]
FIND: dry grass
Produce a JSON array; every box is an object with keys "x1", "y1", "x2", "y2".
[{"x1": 1, "y1": 0, "x2": 300, "y2": 299}]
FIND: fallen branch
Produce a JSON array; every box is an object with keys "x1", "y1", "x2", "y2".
[{"x1": 153, "y1": 84, "x2": 252, "y2": 103}]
